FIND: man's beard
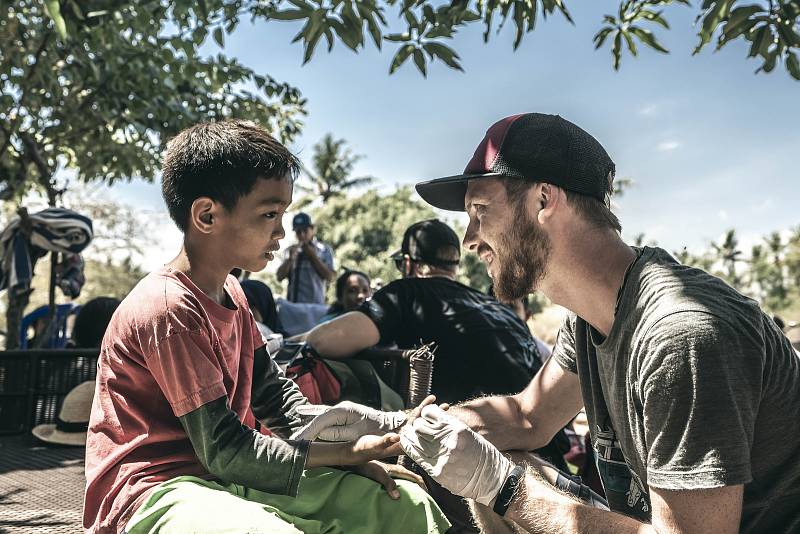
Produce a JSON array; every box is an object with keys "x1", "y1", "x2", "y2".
[{"x1": 493, "y1": 203, "x2": 551, "y2": 302}]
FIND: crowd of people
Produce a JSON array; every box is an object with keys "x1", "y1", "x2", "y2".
[{"x1": 24, "y1": 115, "x2": 799, "y2": 533}]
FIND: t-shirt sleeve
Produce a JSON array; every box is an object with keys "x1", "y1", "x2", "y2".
[
  {"x1": 551, "y1": 313, "x2": 578, "y2": 374},
  {"x1": 322, "y1": 245, "x2": 334, "y2": 271},
  {"x1": 358, "y1": 281, "x2": 408, "y2": 344},
  {"x1": 145, "y1": 330, "x2": 227, "y2": 417},
  {"x1": 638, "y1": 311, "x2": 760, "y2": 490}
]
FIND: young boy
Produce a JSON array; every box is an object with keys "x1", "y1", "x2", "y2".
[{"x1": 83, "y1": 120, "x2": 450, "y2": 533}]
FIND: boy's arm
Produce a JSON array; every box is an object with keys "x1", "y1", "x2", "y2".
[
  {"x1": 250, "y1": 345, "x2": 309, "y2": 438},
  {"x1": 179, "y1": 396, "x2": 310, "y2": 496},
  {"x1": 180, "y1": 397, "x2": 404, "y2": 497}
]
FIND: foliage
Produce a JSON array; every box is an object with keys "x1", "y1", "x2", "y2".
[
  {"x1": 310, "y1": 186, "x2": 489, "y2": 294},
  {"x1": 0, "y1": 0, "x2": 306, "y2": 202},
  {"x1": 295, "y1": 134, "x2": 374, "y2": 209},
  {"x1": 258, "y1": 0, "x2": 800, "y2": 78}
]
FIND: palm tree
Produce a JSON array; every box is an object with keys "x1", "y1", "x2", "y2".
[
  {"x1": 711, "y1": 229, "x2": 743, "y2": 289},
  {"x1": 295, "y1": 134, "x2": 374, "y2": 208}
]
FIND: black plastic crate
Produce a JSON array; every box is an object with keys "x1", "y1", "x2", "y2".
[{"x1": 0, "y1": 349, "x2": 100, "y2": 435}]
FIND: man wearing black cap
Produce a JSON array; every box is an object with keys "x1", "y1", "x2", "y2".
[
  {"x1": 300, "y1": 217, "x2": 568, "y2": 532},
  {"x1": 389, "y1": 113, "x2": 800, "y2": 533},
  {"x1": 277, "y1": 212, "x2": 335, "y2": 304}
]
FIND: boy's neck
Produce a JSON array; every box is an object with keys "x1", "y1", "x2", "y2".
[{"x1": 167, "y1": 244, "x2": 230, "y2": 306}]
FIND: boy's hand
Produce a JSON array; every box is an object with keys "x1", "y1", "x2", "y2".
[
  {"x1": 344, "y1": 461, "x2": 427, "y2": 500},
  {"x1": 345, "y1": 432, "x2": 403, "y2": 463}
]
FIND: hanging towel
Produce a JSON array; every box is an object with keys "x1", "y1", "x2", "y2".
[{"x1": 0, "y1": 207, "x2": 93, "y2": 294}]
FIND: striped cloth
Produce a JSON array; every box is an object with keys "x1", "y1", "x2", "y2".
[{"x1": 0, "y1": 207, "x2": 93, "y2": 294}]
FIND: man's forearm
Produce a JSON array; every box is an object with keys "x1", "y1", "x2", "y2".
[
  {"x1": 276, "y1": 257, "x2": 293, "y2": 280},
  {"x1": 448, "y1": 395, "x2": 544, "y2": 451},
  {"x1": 505, "y1": 470, "x2": 653, "y2": 534},
  {"x1": 306, "y1": 250, "x2": 334, "y2": 281}
]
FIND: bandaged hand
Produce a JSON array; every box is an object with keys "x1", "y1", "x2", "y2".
[
  {"x1": 400, "y1": 405, "x2": 514, "y2": 506},
  {"x1": 291, "y1": 401, "x2": 406, "y2": 442}
]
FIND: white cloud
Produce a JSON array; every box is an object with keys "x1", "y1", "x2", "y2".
[
  {"x1": 750, "y1": 198, "x2": 774, "y2": 213},
  {"x1": 718, "y1": 210, "x2": 728, "y2": 221},
  {"x1": 638, "y1": 103, "x2": 658, "y2": 116},
  {"x1": 657, "y1": 141, "x2": 681, "y2": 152}
]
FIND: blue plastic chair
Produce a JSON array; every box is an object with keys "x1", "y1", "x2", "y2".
[{"x1": 19, "y1": 304, "x2": 79, "y2": 349}]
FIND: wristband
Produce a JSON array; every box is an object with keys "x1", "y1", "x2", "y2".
[{"x1": 492, "y1": 464, "x2": 525, "y2": 517}]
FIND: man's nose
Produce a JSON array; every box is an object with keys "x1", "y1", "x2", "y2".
[{"x1": 462, "y1": 217, "x2": 479, "y2": 252}]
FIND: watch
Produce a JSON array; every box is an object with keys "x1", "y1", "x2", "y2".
[{"x1": 493, "y1": 464, "x2": 525, "y2": 516}]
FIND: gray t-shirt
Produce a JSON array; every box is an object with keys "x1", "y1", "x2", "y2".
[{"x1": 552, "y1": 246, "x2": 800, "y2": 532}]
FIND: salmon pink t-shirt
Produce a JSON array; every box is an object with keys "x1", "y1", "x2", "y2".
[{"x1": 83, "y1": 268, "x2": 264, "y2": 533}]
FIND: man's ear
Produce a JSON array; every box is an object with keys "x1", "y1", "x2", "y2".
[
  {"x1": 189, "y1": 197, "x2": 218, "y2": 234},
  {"x1": 536, "y1": 183, "x2": 563, "y2": 225}
]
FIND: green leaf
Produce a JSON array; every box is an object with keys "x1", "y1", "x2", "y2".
[
  {"x1": 270, "y1": 9, "x2": 310, "y2": 21},
  {"x1": 366, "y1": 14, "x2": 383, "y2": 49},
  {"x1": 213, "y1": 27, "x2": 224, "y2": 47},
  {"x1": 413, "y1": 48, "x2": 427, "y2": 76},
  {"x1": 612, "y1": 31, "x2": 622, "y2": 70},
  {"x1": 424, "y1": 41, "x2": 463, "y2": 71},
  {"x1": 623, "y1": 30, "x2": 638, "y2": 56},
  {"x1": 389, "y1": 44, "x2": 415, "y2": 74},
  {"x1": 786, "y1": 52, "x2": 800, "y2": 80},
  {"x1": 385, "y1": 33, "x2": 411, "y2": 42},
  {"x1": 694, "y1": 0, "x2": 734, "y2": 54},
  {"x1": 593, "y1": 27, "x2": 614, "y2": 49},
  {"x1": 758, "y1": 50, "x2": 778, "y2": 73},
  {"x1": 747, "y1": 25, "x2": 770, "y2": 58},
  {"x1": 44, "y1": 0, "x2": 68, "y2": 40},
  {"x1": 630, "y1": 27, "x2": 669, "y2": 53},
  {"x1": 638, "y1": 9, "x2": 669, "y2": 30}
]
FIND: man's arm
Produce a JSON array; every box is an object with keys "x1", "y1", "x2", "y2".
[
  {"x1": 302, "y1": 242, "x2": 335, "y2": 282},
  {"x1": 448, "y1": 356, "x2": 583, "y2": 451},
  {"x1": 276, "y1": 245, "x2": 298, "y2": 281},
  {"x1": 504, "y1": 468, "x2": 742, "y2": 534},
  {"x1": 305, "y1": 311, "x2": 380, "y2": 358}
]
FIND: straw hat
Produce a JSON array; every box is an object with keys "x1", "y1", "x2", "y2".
[{"x1": 32, "y1": 380, "x2": 95, "y2": 446}]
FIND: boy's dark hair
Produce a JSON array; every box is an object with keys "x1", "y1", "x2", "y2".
[
  {"x1": 71, "y1": 297, "x2": 121, "y2": 348},
  {"x1": 162, "y1": 120, "x2": 299, "y2": 232}
]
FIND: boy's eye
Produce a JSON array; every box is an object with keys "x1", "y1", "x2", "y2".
[{"x1": 263, "y1": 212, "x2": 278, "y2": 219}]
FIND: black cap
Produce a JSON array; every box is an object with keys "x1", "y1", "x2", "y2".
[
  {"x1": 292, "y1": 212, "x2": 312, "y2": 230},
  {"x1": 390, "y1": 219, "x2": 461, "y2": 268},
  {"x1": 415, "y1": 113, "x2": 615, "y2": 211}
]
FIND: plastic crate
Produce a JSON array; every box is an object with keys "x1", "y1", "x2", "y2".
[{"x1": 0, "y1": 349, "x2": 100, "y2": 435}]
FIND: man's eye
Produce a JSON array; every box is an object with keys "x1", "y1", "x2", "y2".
[{"x1": 263, "y1": 212, "x2": 278, "y2": 219}]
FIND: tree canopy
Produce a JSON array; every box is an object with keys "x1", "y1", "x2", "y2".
[{"x1": 0, "y1": 0, "x2": 306, "y2": 202}]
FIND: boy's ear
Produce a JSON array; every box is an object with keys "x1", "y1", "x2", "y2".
[{"x1": 190, "y1": 197, "x2": 218, "y2": 234}]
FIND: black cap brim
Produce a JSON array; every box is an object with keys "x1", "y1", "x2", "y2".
[{"x1": 415, "y1": 172, "x2": 503, "y2": 212}]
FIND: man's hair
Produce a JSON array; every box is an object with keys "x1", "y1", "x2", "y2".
[
  {"x1": 162, "y1": 120, "x2": 299, "y2": 232},
  {"x1": 415, "y1": 245, "x2": 460, "y2": 276},
  {"x1": 503, "y1": 174, "x2": 621, "y2": 233}
]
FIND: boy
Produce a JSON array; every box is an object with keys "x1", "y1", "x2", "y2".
[{"x1": 83, "y1": 120, "x2": 450, "y2": 533}]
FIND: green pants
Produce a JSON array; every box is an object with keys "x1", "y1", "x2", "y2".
[{"x1": 126, "y1": 467, "x2": 451, "y2": 534}]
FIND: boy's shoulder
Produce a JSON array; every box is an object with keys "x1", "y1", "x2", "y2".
[{"x1": 108, "y1": 268, "x2": 215, "y2": 356}]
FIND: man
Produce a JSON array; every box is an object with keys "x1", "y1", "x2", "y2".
[
  {"x1": 277, "y1": 212, "x2": 335, "y2": 304},
  {"x1": 394, "y1": 113, "x2": 800, "y2": 533},
  {"x1": 296, "y1": 113, "x2": 800, "y2": 533},
  {"x1": 299, "y1": 218, "x2": 568, "y2": 532},
  {"x1": 304, "y1": 218, "x2": 552, "y2": 408}
]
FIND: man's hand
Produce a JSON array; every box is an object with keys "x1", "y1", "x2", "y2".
[
  {"x1": 291, "y1": 401, "x2": 407, "y2": 441},
  {"x1": 400, "y1": 405, "x2": 514, "y2": 506},
  {"x1": 300, "y1": 241, "x2": 315, "y2": 257}
]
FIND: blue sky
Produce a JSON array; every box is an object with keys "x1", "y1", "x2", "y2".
[{"x1": 110, "y1": 2, "x2": 799, "y2": 270}]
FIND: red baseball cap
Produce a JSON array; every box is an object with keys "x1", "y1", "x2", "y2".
[{"x1": 416, "y1": 113, "x2": 616, "y2": 211}]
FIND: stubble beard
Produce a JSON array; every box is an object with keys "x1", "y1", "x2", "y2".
[{"x1": 493, "y1": 202, "x2": 552, "y2": 302}]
